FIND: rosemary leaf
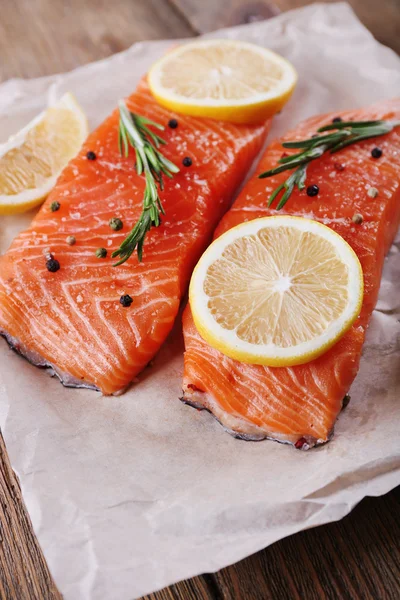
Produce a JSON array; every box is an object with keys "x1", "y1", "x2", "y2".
[
  {"x1": 318, "y1": 119, "x2": 391, "y2": 132},
  {"x1": 259, "y1": 118, "x2": 400, "y2": 210},
  {"x1": 282, "y1": 130, "x2": 351, "y2": 149},
  {"x1": 112, "y1": 102, "x2": 179, "y2": 265}
]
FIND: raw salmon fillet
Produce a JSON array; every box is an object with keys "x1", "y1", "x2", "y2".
[
  {"x1": 0, "y1": 80, "x2": 269, "y2": 395},
  {"x1": 182, "y1": 99, "x2": 400, "y2": 448}
]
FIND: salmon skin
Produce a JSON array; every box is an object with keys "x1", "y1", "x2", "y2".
[
  {"x1": 182, "y1": 99, "x2": 400, "y2": 448},
  {"x1": 0, "y1": 80, "x2": 269, "y2": 395}
]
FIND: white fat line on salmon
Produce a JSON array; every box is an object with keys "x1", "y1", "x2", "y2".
[
  {"x1": 94, "y1": 298, "x2": 130, "y2": 359},
  {"x1": 14, "y1": 230, "x2": 191, "y2": 251},
  {"x1": 232, "y1": 362, "x2": 321, "y2": 429},
  {"x1": 285, "y1": 366, "x2": 336, "y2": 419},
  {"x1": 187, "y1": 329, "x2": 330, "y2": 422},
  {"x1": 0, "y1": 299, "x2": 74, "y2": 361},
  {"x1": 1, "y1": 274, "x2": 86, "y2": 369},
  {"x1": 60, "y1": 280, "x2": 124, "y2": 369},
  {"x1": 127, "y1": 295, "x2": 178, "y2": 320},
  {"x1": 233, "y1": 206, "x2": 350, "y2": 225},
  {"x1": 190, "y1": 346, "x2": 305, "y2": 432},
  {"x1": 95, "y1": 160, "x2": 126, "y2": 171},
  {"x1": 0, "y1": 329, "x2": 100, "y2": 392}
]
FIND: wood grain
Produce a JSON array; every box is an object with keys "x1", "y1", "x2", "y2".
[
  {"x1": 0, "y1": 433, "x2": 62, "y2": 600},
  {"x1": 210, "y1": 487, "x2": 400, "y2": 600},
  {"x1": 142, "y1": 574, "x2": 216, "y2": 600},
  {"x1": 0, "y1": 2, "x2": 399, "y2": 600},
  {"x1": 0, "y1": 0, "x2": 195, "y2": 83},
  {"x1": 172, "y1": 0, "x2": 400, "y2": 55}
]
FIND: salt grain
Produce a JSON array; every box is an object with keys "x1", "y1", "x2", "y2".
[{"x1": 367, "y1": 187, "x2": 379, "y2": 198}]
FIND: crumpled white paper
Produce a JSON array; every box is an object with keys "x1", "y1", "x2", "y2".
[{"x1": 1, "y1": 3, "x2": 400, "y2": 599}]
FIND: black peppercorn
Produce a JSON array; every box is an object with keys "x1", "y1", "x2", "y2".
[
  {"x1": 182, "y1": 156, "x2": 192, "y2": 167},
  {"x1": 306, "y1": 184, "x2": 319, "y2": 197},
  {"x1": 86, "y1": 151, "x2": 97, "y2": 161},
  {"x1": 109, "y1": 217, "x2": 123, "y2": 231},
  {"x1": 371, "y1": 147, "x2": 382, "y2": 159},
  {"x1": 342, "y1": 394, "x2": 351, "y2": 409},
  {"x1": 50, "y1": 201, "x2": 60, "y2": 212},
  {"x1": 168, "y1": 119, "x2": 178, "y2": 129},
  {"x1": 46, "y1": 258, "x2": 60, "y2": 272},
  {"x1": 120, "y1": 294, "x2": 133, "y2": 307},
  {"x1": 95, "y1": 248, "x2": 107, "y2": 258}
]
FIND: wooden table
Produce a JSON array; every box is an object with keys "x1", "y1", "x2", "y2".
[{"x1": 0, "y1": 1, "x2": 399, "y2": 599}]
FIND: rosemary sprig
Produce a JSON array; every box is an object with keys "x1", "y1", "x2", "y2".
[
  {"x1": 259, "y1": 119, "x2": 400, "y2": 210},
  {"x1": 112, "y1": 101, "x2": 179, "y2": 265}
]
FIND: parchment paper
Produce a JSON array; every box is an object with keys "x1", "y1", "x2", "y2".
[{"x1": 1, "y1": 4, "x2": 400, "y2": 599}]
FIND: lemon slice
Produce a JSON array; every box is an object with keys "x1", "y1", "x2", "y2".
[
  {"x1": 189, "y1": 216, "x2": 363, "y2": 367},
  {"x1": 148, "y1": 39, "x2": 297, "y2": 124},
  {"x1": 0, "y1": 93, "x2": 88, "y2": 214}
]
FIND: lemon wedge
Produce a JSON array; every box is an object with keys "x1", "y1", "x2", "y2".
[
  {"x1": 148, "y1": 39, "x2": 297, "y2": 124},
  {"x1": 0, "y1": 93, "x2": 88, "y2": 214},
  {"x1": 189, "y1": 216, "x2": 363, "y2": 367}
]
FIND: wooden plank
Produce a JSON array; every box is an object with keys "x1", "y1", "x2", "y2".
[
  {"x1": 0, "y1": 433, "x2": 62, "y2": 600},
  {"x1": 172, "y1": 0, "x2": 400, "y2": 55},
  {"x1": 208, "y1": 488, "x2": 400, "y2": 600},
  {"x1": 0, "y1": 0, "x2": 195, "y2": 83}
]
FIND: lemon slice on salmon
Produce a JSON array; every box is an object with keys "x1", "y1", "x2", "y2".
[
  {"x1": 0, "y1": 93, "x2": 88, "y2": 214},
  {"x1": 189, "y1": 216, "x2": 364, "y2": 367},
  {"x1": 148, "y1": 39, "x2": 297, "y2": 124}
]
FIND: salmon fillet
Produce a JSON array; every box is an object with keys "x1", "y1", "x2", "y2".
[
  {"x1": 182, "y1": 99, "x2": 400, "y2": 448},
  {"x1": 0, "y1": 80, "x2": 269, "y2": 395}
]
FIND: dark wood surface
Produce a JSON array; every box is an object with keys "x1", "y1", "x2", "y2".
[{"x1": 0, "y1": 1, "x2": 399, "y2": 599}]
